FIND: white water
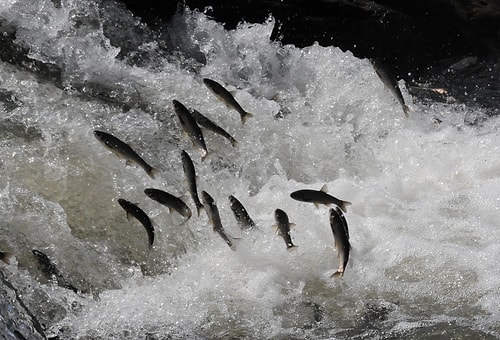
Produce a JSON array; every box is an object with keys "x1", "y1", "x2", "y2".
[{"x1": 1, "y1": 0, "x2": 499, "y2": 338}]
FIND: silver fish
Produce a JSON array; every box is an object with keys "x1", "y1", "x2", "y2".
[
  {"x1": 144, "y1": 188, "x2": 192, "y2": 224},
  {"x1": 203, "y1": 78, "x2": 254, "y2": 124},
  {"x1": 118, "y1": 198, "x2": 155, "y2": 248},
  {"x1": 201, "y1": 191, "x2": 238, "y2": 250},
  {"x1": 290, "y1": 185, "x2": 351, "y2": 212},
  {"x1": 94, "y1": 130, "x2": 158, "y2": 179},
  {"x1": 329, "y1": 206, "x2": 351, "y2": 278},
  {"x1": 173, "y1": 100, "x2": 208, "y2": 160},
  {"x1": 273, "y1": 208, "x2": 297, "y2": 250},
  {"x1": 370, "y1": 59, "x2": 410, "y2": 117},
  {"x1": 181, "y1": 150, "x2": 204, "y2": 216},
  {"x1": 190, "y1": 108, "x2": 238, "y2": 147},
  {"x1": 32, "y1": 249, "x2": 79, "y2": 293},
  {"x1": 229, "y1": 195, "x2": 256, "y2": 231}
]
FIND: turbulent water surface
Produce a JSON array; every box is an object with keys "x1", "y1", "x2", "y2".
[{"x1": 1, "y1": 1, "x2": 499, "y2": 339}]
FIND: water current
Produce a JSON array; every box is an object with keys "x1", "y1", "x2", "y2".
[{"x1": 0, "y1": 1, "x2": 499, "y2": 338}]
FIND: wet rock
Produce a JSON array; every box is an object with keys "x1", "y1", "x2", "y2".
[{"x1": 0, "y1": 270, "x2": 47, "y2": 340}]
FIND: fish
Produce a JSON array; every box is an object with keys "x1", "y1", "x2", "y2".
[
  {"x1": 201, "y1": 191, "x2": 239, "y2": 250},
  {"x1": 203, "y1": 78, "x2": 254, "y2": 124},
  {"x1": 290, "y1": 185, "x2": 351, "y2": 212},
  {"x1": 32, "y1": 249, "x2": 79, "y2": 293},
  {"x1": 0, "y1": 250, "x2": 14, "y2": 264},
  {"x1": 329, "y1": 206, "x2": 351, "y2": 278},
  {"x1": 181, "y1": 150, "x2": 204, "y2": 216},
  {"x1": 118, "y1": 198, "x2": 155, "y2": 248},
  {"x1": 229, "y1": 195, "x2": 257, "y2": 232},
  {"x1": 370, "y1": 59, "x2": 410, "y2": 117},
  {"x1": 93, "y1": 130, "x2": 158, "y2": 179},
  {"x1": 272, "y1": 208, "x2": 297, "y2": 250},
  {"x1": 190, "y1": 108, "x2": 238, "y2": 147},
  {"x1": 144, "y1": 188, "x2": 192, "y2": 224},
  {"x1": 173, "y1": 100, "x2": 208, "y2": 160}
]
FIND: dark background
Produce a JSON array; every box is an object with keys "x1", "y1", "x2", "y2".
[{"x1": 118, "y1": 0, "x2": 500, "y2": 115}]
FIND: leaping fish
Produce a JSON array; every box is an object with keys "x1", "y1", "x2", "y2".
[
  {"x1": 229, "y1": 195, "x2": 257, "y2": 232},
  {"x1": 370, "y1": 59, "x2": 410, "y2": 117},
  {"x1": 173, "y1": 100, "x2": 208, "y2": 160},
  {"x1": 118, "y1": 198, "x2": 155, "y2": 248},
  {"x1": 32, "y1": 249, "x2": 79, "y2": 293},
  {"x1": 181, "y1": 150, "x2": 204, "y2": 216},
  {"x1": 203, "y1": 78, "x2": 254, "y2": 124},
  {"x1": 329, "y1": 206, "x2": 351, "y2": 278},
  {"x1": 190, "y1": 108, "x2": 238, "y2": 147},
  {"x1": 94, "y1": 130, "x2": 158, "y2": 179},
  {"x1": 201, "y1": 191, "x2": 239, "y2": 250},
  {"x1": 290, "y1": 185, "x2": 351, "y2": 213},
  {"x1": 144, "y1": 188, "x2": 192, "y2": 224},
  {"x1": 272, "y1": 208, "x2": 297, "y2": 250}
]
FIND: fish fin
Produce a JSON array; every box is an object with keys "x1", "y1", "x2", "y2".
[
  {"x1": 201, "y1": 150, "x2": 209, "y2": 162},
  {"x1": 272, "y1": 224, "x2": 279, "y2": 233},
  {"x1": 320, "y1": 184, "x2": 328, "y2": 193},
  {"x1": 125, "y1": 212, "x2": 131, "y2": 221},
  {"x1": 340, "y1": 201, "x2": 352, "y2": 213},
  {"x1": 289, "y1": 223, "x2": 296, "y2": 229},
  {"x1": 330, "y1": 271, "x2": 344, "y2": 278},
  {"x1": 314, "y1": 203, "x2": 320, "y2": 209},
  {"x1": 148, "y1": 167, "x2": 160, "y2": 179},
  {"x1": 403, "y1": 104, "x2": 410, "y2": 117},
  {"x1": 179, "y1": 216, "x2": 191, "y2": 225},
  {"x1": 0, "y1": 252, "x2": 15, "y2": 265},
  {"x1": 196, "y1": 204, "x2": 204, "y2": 217},
  {"x1": 286, "y1": 244, "x2": 298, "y2": 251},
  {"x1": 228, "y1": 235, "x2": 242, "y2": 251},
  {"x1": 230, "y1": 138, "x2": 238, "y2": 147},
  {"x1": 241, "y1": 112, "x2": 254, "y2": 125},
  {"x1": 167, "y1": 207, "x2": 173, "y2": 214},
  {"x1": 125, "y1": 160, "x2": 133, "y2": 167}
]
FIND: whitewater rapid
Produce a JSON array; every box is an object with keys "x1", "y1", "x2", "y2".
[{"x1": 0, "y1": 0, "x2": 499, "y2": 338}]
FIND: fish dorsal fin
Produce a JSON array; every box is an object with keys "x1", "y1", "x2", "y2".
[{"x1": 320, "y1": 184, "x2": 328, "y2": 193}]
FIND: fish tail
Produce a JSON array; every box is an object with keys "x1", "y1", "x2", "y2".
[
  {"x1": 340, "y1": 201, "x2": 352, "y2": 213},
  {"x1": 403, "y1": 104, "x2": 410, "y2": 117},
  {"x1": 330, "y1": 270, "x2": 344, "y2": 278},
  {"x1": 0, "y1": 252, "x2": 15, "y2": 265},
  {"x1": 201, "y1": 150, "x2": 209, "y2": 162},
  {"x1": 286, "y1": 244, "x2": 298, "y2": 251},
  {"x1": 196, "y1": 203, "x2": 204, "y2": 217},
  {"x1": 229, "y1": 235, "x2": 242, "y2": 251},
  {"x1": 241, "y1": 112, "x2": 254, "y2": 125},
  {"x1": 148, "y1": 167, "x2": 160, "y2": 179},
  {"x1": 230, "y1": 137, "x2": 238, "y2": 147},
  {"x1": 179, "y1": 216, "x2": 192, "y2": 225}
]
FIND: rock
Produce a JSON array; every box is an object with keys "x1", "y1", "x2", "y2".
[{"x1": 0, "y1": 271, "x2": 47, "y2": 340}]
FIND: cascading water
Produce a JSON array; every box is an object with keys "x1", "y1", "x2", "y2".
[{"x1": 1, "y1": 1, "x2": 499, "y2": 339}]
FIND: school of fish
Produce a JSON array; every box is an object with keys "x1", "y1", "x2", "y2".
[{"x1": 2, "y1": 71, "x2": 408, "y2": 292}]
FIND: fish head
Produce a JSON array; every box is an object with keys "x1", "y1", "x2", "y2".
[
  {"x1": 144, "y1": 188, "x2": 155, "y2": 199},
  {"x1": 93, "y1": 130, "x2": 106, "y2": 141},
  {"x1": 118, "y1": 198, "x2": 130, "y2": 209},
  {"x1": 201, "y1": 191, "x2": 214, "y2": 206}
]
